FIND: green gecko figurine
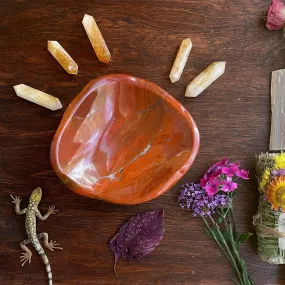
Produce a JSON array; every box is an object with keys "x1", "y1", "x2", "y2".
[{"x1": 11, "y1": 187, "x2": 62, "y2": 285}]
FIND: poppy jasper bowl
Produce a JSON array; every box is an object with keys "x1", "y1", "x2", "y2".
[{"x1": 50, "y1": 74, "x2": 200, "y2": 205}]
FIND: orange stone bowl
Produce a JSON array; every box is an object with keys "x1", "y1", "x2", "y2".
[{"x1": 50, "y1": 74, "x2": 200, "y2": 205}]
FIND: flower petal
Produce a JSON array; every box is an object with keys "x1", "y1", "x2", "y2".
[
  {"x1": 206, "y1": 185, "x2": 219, "y2": 196},
  {"x1": 266, "y1": 0, "x2": 285, "y2": 30},
  {"x1": 236, "y1": 169, "x2": 249, "y2": 180}
]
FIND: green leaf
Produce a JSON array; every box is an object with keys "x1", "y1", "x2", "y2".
[
  {"x1": 235, "y1": 232, "x2": 253, "y2": 249},
  {"x1": 205, "y1": 228, "x2": 231, "y2": 243},
  {"x1": 217, "y1": 217, "x2": 224, "y2": 224}
]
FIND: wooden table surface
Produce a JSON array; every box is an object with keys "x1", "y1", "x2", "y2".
[{"x1": 1, "y1": 0, "x2": 285, "y2": 284}]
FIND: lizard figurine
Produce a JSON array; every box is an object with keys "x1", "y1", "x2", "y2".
[{"x1": 11, "y1": 187, "x2": 62, "y2": 285}]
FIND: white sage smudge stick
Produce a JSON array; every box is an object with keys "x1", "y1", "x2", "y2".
[
  {"x1": 48, "y1": 41, "x2": 78, "y2": 75},
  {"x1": 254, "y1": 153, "x2": 285, "y2": 264},
  {"x1": 254, "y1": 71, "x2": 285, "y2": 264},
  {"x1": 185, "y1": 61, "x2": 226, "y2": 97},
  {"x1": 270, "y1": 69, "x2": 285, "y2": 151},
  {"x1": 82, "y1": 14, "x2": 111, "y2": 64},
  {"x1": 13, "y1": 84, "x2": 62, "y2": 111},
  {"x1": 169, "y1": 38, "x2": 192, "y2": 83},
  {"x1": 278, "y1": 213, "x2": 285, "y2": 250}
]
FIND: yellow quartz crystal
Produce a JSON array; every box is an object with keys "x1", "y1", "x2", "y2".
[
  {"x1": 169, "y1": 38, "x2": 193, "y2": 83},
  {"x1": 14, "y1": 84, "x2": 62, "y2": 111},
  {"x1": 82, "y1": 14, "x2": 111, "y2": 64},
  {"x1": 48, "y1": 41, "x2": 78, "y2": 75},
  {"x1": 185, "y1": 62, "x2": 226, "y2": 97}
]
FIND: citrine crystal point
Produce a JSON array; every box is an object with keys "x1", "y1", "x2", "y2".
[
  {"x1": 82, "y1": 14, "x2": 111, "y2": 64},
  {"x1": 185, "y1": 61, "x2": 226, "y2": 97},
  {"x1": 169, "y1": 38, "x2": 193, "y2": 83},
  {"x1": 14, "y1": 84, "x2": 62, "y2": 111},
  {"x1": 47, "y1": 41, "x2": 78, "y2": 75}
]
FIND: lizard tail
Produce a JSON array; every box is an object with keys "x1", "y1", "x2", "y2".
[{"x1": 36, "y1": 243, "x2": 53, "y2": 285}]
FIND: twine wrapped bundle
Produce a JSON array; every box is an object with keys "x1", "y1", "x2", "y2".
[{"x1": 254, "y1": 152, "x2": 285, "y2": 264}]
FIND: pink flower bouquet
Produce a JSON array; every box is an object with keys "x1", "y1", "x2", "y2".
[{"x1": 179, "y1": 159, "x2": 252, "y2": 285}]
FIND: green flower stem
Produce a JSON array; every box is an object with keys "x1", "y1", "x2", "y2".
[
  {"x1": 221, "y1": 201, "x2": 233, "y2": 219},
  {"x1": 228, "y1": 217, "x2": 252, "y2": 285},
  {"x1": 216, "y1": 199, "x2": 251, "y2": 285},
  {"x1": 224, "y1": 208, "x2": 252, "y2": 285},
  {"x1": 216, "y1": 194, "x2": 234, "y2": 223},
  {"x1": 202, "y1": 216, "x2": 231, "y2": 263},
  {"x1": 208, "y1": 215, "x2": 245, "y2": 285},
  {"x1": 231, "y1": 278, "x2": 242, "y2": 285},
  {"x1": 229, "y1": 194, "x2": 237, "y2": 232}
]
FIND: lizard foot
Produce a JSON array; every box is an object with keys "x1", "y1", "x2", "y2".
[
  {"x1": 47, "y1": 240, "x2": 63, "y2": 251},
  {"x1": 20, "y1": 252, "x2": 32, "y2": 266},
  {"x1": 47, "y1": 205, "x2": 58, "y2": 215},
  {"x1": 10, "y1": 194, "x2": 21, "y2": 205}
]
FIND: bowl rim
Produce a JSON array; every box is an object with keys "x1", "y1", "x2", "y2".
[{"x1": 50, "y1": 74, "x2": 200, "y2": 205}]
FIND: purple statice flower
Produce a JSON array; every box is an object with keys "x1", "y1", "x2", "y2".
[
  {"x1": 222, "y1": 165, "x2": 239, "y2": 177},
  {"x1": 222, "y1": 177, "x2": 238, "y2": 192},
  {"x1": 271, "y1": 169, "x2": 285, "y2": 177},
  {"x1": 178, "y1": 183, "x2": 230, "y2": 217},
  {"x1": 206, "y1": 179, "x2": 220, "y2": 196},
  {"x1": 236, "y1": 169, "x2": 249, "y2": 180}
]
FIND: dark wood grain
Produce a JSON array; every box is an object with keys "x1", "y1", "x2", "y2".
[{"x1": 0, "y1": 0, "x2": 284, "y2": 284}]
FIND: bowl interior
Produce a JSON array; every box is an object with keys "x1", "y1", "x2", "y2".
[{"x1": 51, "y1": 75, "x2": 199, "y2": 204}]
